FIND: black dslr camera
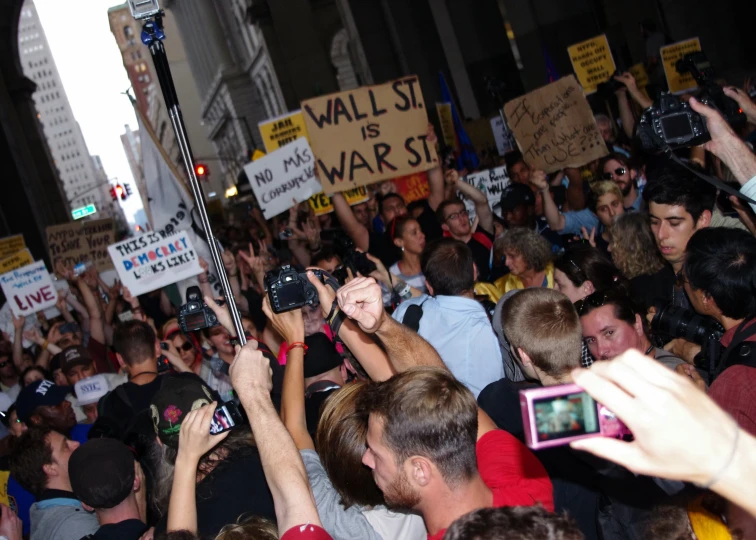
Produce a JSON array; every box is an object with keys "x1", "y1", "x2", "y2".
[
  {"x1": 650, "y1": 304, "x2": 724, "y2": 372},
  {"x1": 321, "y1": 230, "x2": 376, "y2": 284},
  {"x1": 637, "y1": 51, "x2": 746, "y2": 152},
  {"x1": 264, "y1": 266, "x2": 327, "y2": 314},
  {"x1": 178, "y1": 286, "x2": 220, "y2": 333},
  {"x1": 596, "y1": 70, "x2": 624, "y2": 98}
]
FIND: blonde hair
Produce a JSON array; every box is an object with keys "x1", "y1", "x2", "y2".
[
  {"x1": 610, "y1": 212, "x2": 665, "y2": 279},
  {"x1": 215, "y1": 515, "x2": 278, "y2": 540},
  {"x1": 587, "y1": 181, "x2": 623, "y2": 213}
]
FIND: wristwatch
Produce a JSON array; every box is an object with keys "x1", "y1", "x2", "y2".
[{"x1": 393, "y1": 280, "x2": 412, "y2": 300}]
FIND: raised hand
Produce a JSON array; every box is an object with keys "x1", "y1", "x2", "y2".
[
  {"x1": 261, "y1": 296, "x2": 304, "y2": 344},
  {"x1": 11, "y1": 312, "x2": 25, "y2": 331},
  {"x1": 529, "y1": 169, "x2": 550, "y2": 193},
  {"x1": 108, "y1": 280, "x2": 122, "y2": 301},
  {"x1": 177, "y1": 403, "x2": 229, "y2": 462},
  {"x1": 335, "y1": 277, "x2": 386, "y2": 334},
  {"x1": 580, "y1": 226, "x2": 597, "y2": 248},
  {"x1": 221, "y1": 250, "x2": 237, "y2": 274},
  {"x1": 229, "y1": 342, "x2": 273, "y2": 396}
]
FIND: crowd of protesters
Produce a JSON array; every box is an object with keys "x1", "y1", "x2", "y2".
[{"x1": 0, "y1": 58, "x2": 755, "y2": 540}]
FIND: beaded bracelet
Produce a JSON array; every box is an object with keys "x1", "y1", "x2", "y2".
[{"x1": 288, "y1": 342, "x2": 308, "y2": 352}]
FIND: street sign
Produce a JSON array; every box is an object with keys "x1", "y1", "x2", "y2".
[{"x1": 71, "y1": 204, "x2": 97, "y2": 220}]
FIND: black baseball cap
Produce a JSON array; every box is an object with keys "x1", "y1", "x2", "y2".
[
  {"x1": 69, "y1": 438, "x2": 135, "y2": 509},
  {"x1": 150, "y1": 374, "x2": 220, "y2": 449},
  {"x1": 498, "y1": 183, "x2": 535, "y2": 212},
  {"x1": 54, "y1": 346, "x2": 93, "y2": 376},
  {"x1": 16, "y1": 380, "x2": 70, "y2": 423},
  {"x1": 303, "y1": 333, "x2": 344, "y2": 379}
]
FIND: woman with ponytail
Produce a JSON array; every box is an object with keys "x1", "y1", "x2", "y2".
[{"x1": 386, "y1": 216, "x2": 428, "y2": 294}]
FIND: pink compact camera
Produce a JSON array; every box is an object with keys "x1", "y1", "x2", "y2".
[{"x1": 519, "y1": 384, "x2": 630, "y2": 450}]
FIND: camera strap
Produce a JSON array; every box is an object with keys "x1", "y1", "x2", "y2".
[
  {"x1": 664, "y1": 149, "x2": 756, "y2": 206},
  {"x1": 718, "y1": 319, "x2": 756, "y2": 375}
]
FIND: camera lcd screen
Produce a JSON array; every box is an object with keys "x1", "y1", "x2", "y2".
[
  {"x1": 210, "y1": 405, "x2": 236, "y2": 434},
  {"x1": 533, "y1": 391, "x2": 599, "y2": 442},
  {"x1": 276, "y1": 282, "x2": 304, "y2": 308},
  {"x1": 660, "y1": 113, "x2": 694, "y2": 141},
  {"x1": 183, "y1": 311, "x2": 207, "y2": 331}
]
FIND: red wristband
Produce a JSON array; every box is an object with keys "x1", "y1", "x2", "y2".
[{"x1": 288, "y1": 342, "x2": 308, "y2": 352}]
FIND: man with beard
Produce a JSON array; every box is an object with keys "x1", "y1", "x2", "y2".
[{"x1": 598, "y1": 154, "x2": 643, "y2": 211}]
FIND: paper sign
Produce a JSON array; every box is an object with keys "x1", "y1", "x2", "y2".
[
  {"x1": 661, "y1": 38, "x2": 701, "y2": 94},
  {"x1": 308, "y1": 186, "x2": 370, "y2": 217},
  {"x1": 436, "y1": 103, "x2": 457, "y2": 151},
  {"x1": 0, "y1": 249, "x2": 33, "y2": 274},
  {"x1": 628, "y1": 63, "x2": 649, "y2": 89},
  {"x1": 458, "y1": 167, "x2": 511, "y2": 220},
  {"x1": 302, "y1": 75, "x2": 438, "y2": 194},
  {"x1": 0, "y1": 235, "x2": 25, "y2": 259},
  {"x1": 243, "y1": 138, "x2": 321, "y2": 219},
  {"x1": 108, "y1": 231, "x2": 202, "y2": 297},
  {"x1": 0, "y1": 302, "x2": 41, "y2": 348},
  {"x1": 567, "y1": 34, "x2": 616, "y2": 95},
  {"x1": 0, "y1": 261, "x2": 58, "y2": 317},
  {"x1": 46, "y1": 218, "x2": 115, "y2": 274},
  {"x1": 258, "y1": 110, "x2": 310, "y2": 154},
  {"x1": 393, "y1": 172, "x2": 430, "y2": 204},
  {"x1": 490, "y1": 116, "x2": 516, "y2": 156},
  {"x1": 503, "y1": 75, "x2": 609, "y2": 174}
]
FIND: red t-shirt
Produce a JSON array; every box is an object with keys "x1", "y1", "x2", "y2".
[
  {"x1": 427, "y1": 429, "x2": 554, "y2": 539},
  {"x1": 280, "y1": 524, "x2": 332, "y2": 540}
]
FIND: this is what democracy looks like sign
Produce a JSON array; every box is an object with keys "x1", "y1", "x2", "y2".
[
  {"x1": 302, "y1": 76, "x2": 438, "y2": 194},
  {"x1": 243, "y1": 138, "x2": 321, "y2": 219},
  {"x1": 108, "y1": 231, "x2": 202, "y2": 297}
]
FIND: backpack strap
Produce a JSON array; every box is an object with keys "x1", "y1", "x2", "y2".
[
  {"x1": 402, "y1": 299, "x2": 429, "y2": 332},
  {"x1": 472, "y1": 231, "x2": 493, "y2": 251}
]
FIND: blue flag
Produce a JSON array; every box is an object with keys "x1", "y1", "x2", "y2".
[
  {"x1": 543, "y1": 46, "x2": 560, "y2": 83},
  {"x1": 438, "y1": 72, "x2": 479, "y2": 171}
]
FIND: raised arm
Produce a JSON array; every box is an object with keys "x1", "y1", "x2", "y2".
[
  {"x1": 76, "y1": 269, "x2": 106, "y2": 345},
  {"x1": 332, "y1": 193, "x2": 370, "y2": 252},
  {"x1": 425, "y1": 125, "x2": 445, "y2": 211},
  {"x1": 221, "y1": 250, "x2": 249, "y2": 313},
  {"x1": 615, "y1": 72, "x2": 653, "y2": 111},
  {"x1": 530, "y1": 170, "x2": 566, "y2": 231},
  {"x1": 197, "y1": 258, "x2": 215, "y2": 300},
  {"x1": 230, "y1": 343, "x2": 323, "y2": 534},
  {"x1": 250, "y1": 205, "x2": 274, "y2": 248},
  {"x1": 11, "y1": 313, "x2": 25, "y2": 371},
  {"x1": 452, "y1": 170, "x2": 494, "y2": 234}
]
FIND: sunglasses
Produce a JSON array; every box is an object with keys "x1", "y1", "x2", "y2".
[
  {"x1": 178, "y1": 341, "x2": 194, "y2": 352},
  {"x1": 574, "y1": 291, "x2": 608, "y2": 317},
  {"x1": 445, "y1": 209, "x2": 469, "y2": 222},
  {"x1": 601, "y1": 167, "x2": 627, "y2": 180}
]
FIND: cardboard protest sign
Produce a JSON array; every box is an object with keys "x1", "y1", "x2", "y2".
[
  {"x1": 243, "y1": 138, "x2": 321, "y2": 219},
  {"x1": 0, "y1": 249, "x2": 33, "y2": 274},
  {"x1": 568, "y1": 34, "x2": 616, "y2": 95},
  {"x1": 393, "y1": 172, "x2": 430, "y2": 204},
  {"x1": 458, "y1": 166, "x2": 511, "y2": 220},
  {"x1": 0, "y1": 235, "x2": 25, "y2": 259},
  {"x1": 308, "y1": 186, "x2": 370, "y2": 217},
  {"x1": 503, "y1": 75, "x2": 609, "y2": 174},
  {"x1": 302, "y1": 76, "x2": 438, "y2": 194},
  {"x1": 436, "y1": 103, "x2": 457, "y2": 151},
  {"x1": 46, "y1": 218, "x2": 115, "y2": 274},
  {"x1": 661, "y1": 38, "x2": 701, "y2": 94},
  {"x1": 490, "y1": 116, "x2": 516, "y2": 156},
  {"x1": 108, "y1": 231, "x2": 202, "y2": 297},
  {"x1": 0, "y1": 261, "x2": 58, "y2": 317},
  {"x1": 258, "y1": 110, "x2": 309, "y2": 154}
]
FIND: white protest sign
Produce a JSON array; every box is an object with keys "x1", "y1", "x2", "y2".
[
  {"x1": 490, "y1": 116, "x2": 516, "y2": 156},
  {"x1": 458, "y1": 166, "x2": 511, "y2": 220},
  {"x1": 108, "y1": 231, "x2": 202, "y2": 297},
  {"x1": 0, "y1": 302, "x2": 41, "y2": 348},
  {"x1": 243, "y1": 138, "x2": 321, "y2": 219},
  {"x1": 0, "y1": 261, "x2": 58, "y2": 317}
]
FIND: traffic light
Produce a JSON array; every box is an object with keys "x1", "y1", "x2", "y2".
[
  {"x1": 110, "y1": 186, "x2": 118, "y2": 201},
  {"x1": 115, "y1": 184, "x2": 125, "y2": 200},
  {"x1": 195, "y1": 163, "x2": 208, "y2": 178}
]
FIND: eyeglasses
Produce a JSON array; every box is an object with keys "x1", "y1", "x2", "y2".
[
  {"x1": 601, "y1": 167, "x2": 627, "y2": 180},
  {"x1": 574, "y1": 291, "x2": 608, "y2": 316},
  {"x1": 445, "y1": 209, "x2": 469, "y2": 222}
]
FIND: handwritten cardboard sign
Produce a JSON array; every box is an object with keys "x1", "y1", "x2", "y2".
[
  {"x1": 0, "y1": 235, "x2": 25, "y2": 259},
  {"x1": 46, "y1": 218, "x2": 115, "y2": 274},
  {"x1": 108, "y1": 231, "x2": 202, "y2": 297},
  {"x1": 308, "y1": 186, "x2": 370, "y2": 217},
  {"x1": 0, "y1": 261, "x2": 58, "y2": 317},
  {"x1": 661, "y1": 38, "x2": 701, "y2": 94},
  {"x1": 503, "y1": 75, "x2": 609, "y2": 174},
  {"x1": 0, "y1": 249, "x2": 34, "y2": 274},
  {"x1": 567, "y1": 34, "x2": 616, "y2": 95},
  {"x1": 490, "y1": 116, "x2": 516, "y2": 156},
  {"x1": 302, "y1": 75, "x2": 438, "y2": 194},
  {"x1": 258, "y1": 110, "x2": 310, "y2": 154},
  {"x1": 458, "y1": 166, "x2": 511, "y2": 220},
  {"x1": 243, "y1": 138, "x2": 321, "y2": 219}
]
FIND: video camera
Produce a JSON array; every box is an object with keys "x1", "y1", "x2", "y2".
[
  {"x1": 178, "y1": 286, "x2": 220, "y2": 333},
  {"x1": 320, "y1": 230, "x2": 376, "y2": 284},
  {"x1": 637, "y1": 51, "x2": 746, "y2": 152},
  {"x1": 650, "y1": 304, "x2": 724, "y2": 373},
  {"x1": 264, "y1": 265, "x2": 340, "y2": 314}
]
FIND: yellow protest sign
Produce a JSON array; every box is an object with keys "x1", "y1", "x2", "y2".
[
  {"x1": 302, "y1": 75, "x2": 438, "y2": 195},
  {"x1": 308, "y1": 186, "x2": 370, "y2": 216},
  {"x1": 258, "y1": 111, "x2": 309, "y2": 154},
  {"x1": 661, "y1": 38, "x2": 701, "y2": 94},
  {"x1": 0, "y1": 249, "x2": 33, "y2": 274},
  {"x1": 251, "y1": 149, "x2": 266, "y2": 161},
  {"x1": 568, "y1": 34, "x2": 616, "y2": 95},
  {"x1": 436, "y1": 102, "x2": 457, "y2": 151},
  {"x1": 0, "y1": 235, "x2": 25, "y2": 259},
  {"x1": 628, "y1": 63, "x2": 649, "y2": 89}
]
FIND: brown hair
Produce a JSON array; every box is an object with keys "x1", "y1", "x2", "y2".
[
  {"x1": 215, "y1": 515, "x2": 278, "y2": 540},
  {"x1": 501, "y1": 289, "x2": 582, "y2": 376},
  {"x1": 387, "y1": 215, "x2": 417, "y2": 244},
  {"x1": 9, "y1": 426, "x2": 53, "y2": 497},
  {"x1": 436, "y1": 198, "x2": 466, "y2": 224},
  {"x1": 316, "y1": 381, "x2": 384, "y2": 508},
  {"x1": 495, "y1": 228, "x2": 553, "y2": 273},
  {"x1": 443, "y1": 506, "x2": 583, "y2": 540},
  {"x1": 610, "y1": 212, "x2": 665, "y2": 279},
  {"x1": 361, "y1": 367, "x2": 478, "y2": 487}
]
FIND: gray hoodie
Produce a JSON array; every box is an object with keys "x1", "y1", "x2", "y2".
[{"x1": 29, "y1": 497, "x2": 99, "y2": 540}]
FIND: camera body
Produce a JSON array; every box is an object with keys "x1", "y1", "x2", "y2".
[
  {"x1": 322, "y1": 230, "x2": 376, "y2": 283},
  {"x1": 265, "y1": 265, "x2": 323, "y2": 314},
  {"x1": 178, "y1": 286, "x2": 219, "y2": 333},
  {"x1": 520, "y1": 384, "x2": 630, "y2": 450},
  {"x1": 637, "y1": 51, "x2": 746, "y2": 152},
  {"x1": 596, "y1": 70, "x2": 624, "y2": 98},
  {"x1": 650, "y1": 304, "x2": 724, "y2": 346}
]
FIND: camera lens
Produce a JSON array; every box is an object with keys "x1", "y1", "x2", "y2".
[{"x1": 651, "y1": 305, "x2": 724, "y2": 345}]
